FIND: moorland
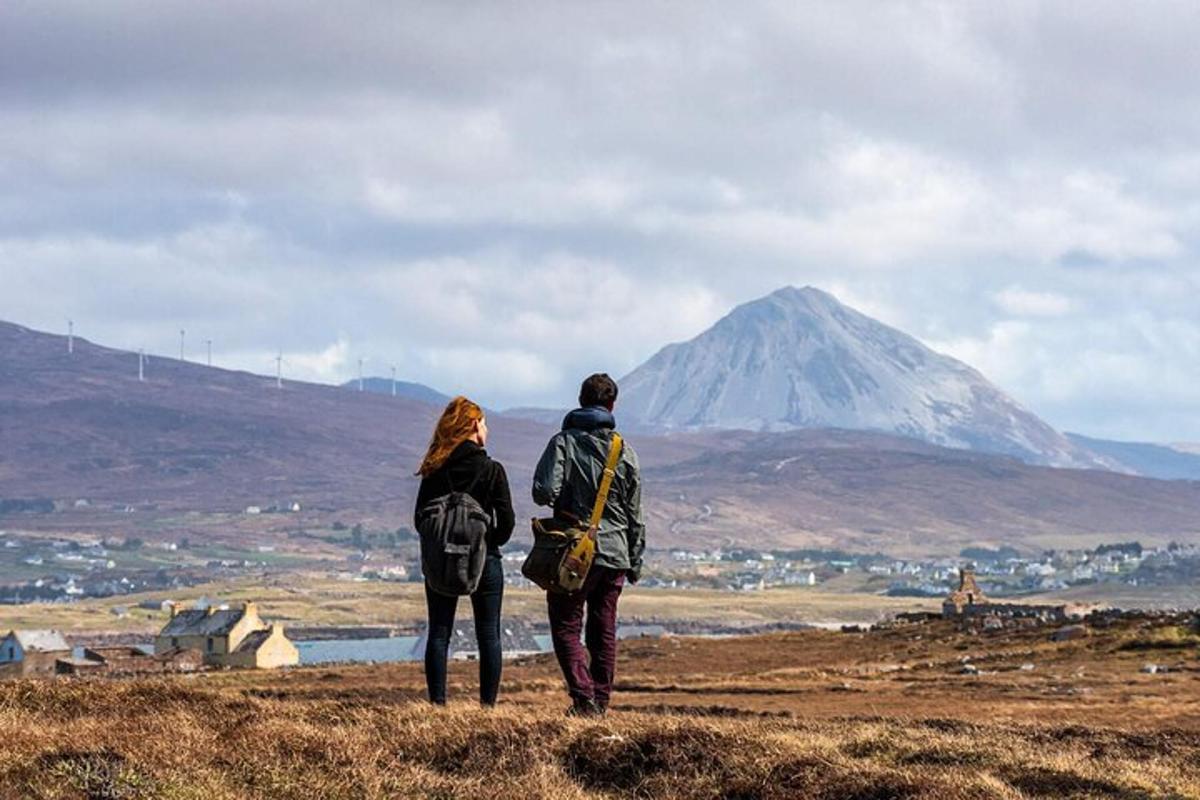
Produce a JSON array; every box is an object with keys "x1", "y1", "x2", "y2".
[{"x1": 3, "y1": 612, "x2": 1199, "y2": 799}]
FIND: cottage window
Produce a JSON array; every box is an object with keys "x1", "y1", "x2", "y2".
[
  {"x1": 171, "y1": 637, "x2": 178, "y2": 648},
  {"x1": 207, "y1": 637, "x2": 214, "y2": 652},
  {"x1": 5, "y1": 646, "x2": 12, "y2": 660}
]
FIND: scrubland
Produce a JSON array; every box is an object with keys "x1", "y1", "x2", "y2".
[{"x1": 2, "y1": 616, "x2": 1198, "y2": 799}]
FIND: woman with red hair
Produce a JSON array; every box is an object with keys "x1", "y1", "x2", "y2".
[{"x1": 414, "y1": 396, "x2": 514, "y2": 706}]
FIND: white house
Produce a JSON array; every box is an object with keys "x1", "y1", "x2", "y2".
[{"x1": 1071, "y1": 565, "x2": 1096, "y2": 582}]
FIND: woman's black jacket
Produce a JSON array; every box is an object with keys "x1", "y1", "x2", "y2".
[{"x1": 414, "y1": 440, "x2": 515, "y2": 556}]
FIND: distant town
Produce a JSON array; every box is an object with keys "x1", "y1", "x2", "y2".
[{"x1": 3, "y1": 505, "x2": 1197, "y2": 605}]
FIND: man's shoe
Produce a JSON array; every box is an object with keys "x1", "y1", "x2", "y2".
[{"x1": 566, "y1": 698, "x2": 603, "y2": 718}]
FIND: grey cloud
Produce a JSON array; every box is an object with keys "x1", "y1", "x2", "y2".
[{"x1": 1, "y1": 1, "x2": 1199, "y2": 436}]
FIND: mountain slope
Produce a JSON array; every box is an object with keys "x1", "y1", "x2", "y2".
[
  {"x1": 1066, "y1": 433, "x2": 1200, "y2": 481},
  {"x1": 619, "y1": 286, "x2": 1104, "y2": 469},
  {"x1": 642, "y1": 428, "x2": 1200, "y2": 554},
  {"x1": 0, "y1": 321, "x2": 553, "y2": 525},
  {"x1": 3, "y1": 318, "x2": 1199, "y2": 556},
  {"x1": 341, "y1": 377, "x2": 451, "y2": 407}
]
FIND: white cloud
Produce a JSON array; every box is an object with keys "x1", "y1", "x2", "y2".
[
  {"x1": 993, "y1": 287, "x2": 1075, "y2": 317},
  {"x1": 2, "y1": 2, "x2": 1200, "y2": 438},
  {"x1": 286, "y1": 337, "x2": 351, "y2": 383}
]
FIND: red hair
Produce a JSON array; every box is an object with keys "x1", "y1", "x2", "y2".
[{"x1": 417, "y1": 396, "x2": 484, "y2": 476}]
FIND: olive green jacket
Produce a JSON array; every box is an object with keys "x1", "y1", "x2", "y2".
[{"x1": 531, "y1": 410, "x2": 645, "y2": 581}]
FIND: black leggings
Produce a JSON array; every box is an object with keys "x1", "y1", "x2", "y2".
[{"x1": 424, "y1": 553, "x2": 504, "y2": 705}]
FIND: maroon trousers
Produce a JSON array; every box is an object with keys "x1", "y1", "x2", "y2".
[{"x1": 547, "y1": 566, "x2": 626, "y2": 709}]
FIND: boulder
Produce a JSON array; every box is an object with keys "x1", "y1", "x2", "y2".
[{"x1": 1051, "y1": 624, "x2": 1088, "y2": 642}]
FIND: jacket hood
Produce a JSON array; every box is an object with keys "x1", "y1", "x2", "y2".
[
  {"x1": 446, "y1": 439, "x2": 487, "y2": 465},
  {"x1": 562, "y1": 406, "x2": 616, "y2": 432}
]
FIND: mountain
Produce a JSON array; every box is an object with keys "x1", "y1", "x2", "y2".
[
  {"x1": 500, "y1": 407, "x2": 569, "y2": 426},
  {"x1": 4, "y1": 318, "x2": 1200, "y2": 556},
  {"x1": 1066, "y1": 433, "x2": 1200, "y2": 481},
  {"x1": 641, "y1": 428, "x2": 1200, "y2": 554},
  {"x1": 619, "y1": 286, "x2": 1105, "y2": 469},
  {"x1": 342, "y1": 377, "x2": 451, "y2": 407}
]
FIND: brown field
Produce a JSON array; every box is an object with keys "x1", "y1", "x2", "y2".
[
  {"x1": 3, "y1": 615, "x2": 1199, "y2": 799},
  {"x1": 0, "y1": 579, "x2": 940, "y2": 635}
]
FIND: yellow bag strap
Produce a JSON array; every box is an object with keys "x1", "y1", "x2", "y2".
[{"x1": 587, "y1": 432, "x2": 624, "y2": 535}]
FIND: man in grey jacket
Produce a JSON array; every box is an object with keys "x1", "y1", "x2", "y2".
[{"x1": 532, "y1": 373, "x2": 645, "y2": 716}]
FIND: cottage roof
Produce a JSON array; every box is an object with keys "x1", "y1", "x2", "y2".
[
  {"x1": 153, "y1": 646, "x2": 204, "y2": 663},
  {"x1": 159, "y1": 608, "x2": 245, "y2": 638},
  {"x1": 8, "y1": 630, "x2": 70, "y2": 653},
  {"x1": 234, "y1": 629, "x2": 272, "y2": 653},
  {"x1": 57, "y1": 657, "x2": 104, "y2": 668}
]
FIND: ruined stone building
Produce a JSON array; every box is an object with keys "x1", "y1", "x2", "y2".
[
  {"x1": 942, "y1": 566, "x2": 1087, "y2": 623},
  {"x1": 54, "y1": 646, "x2": 205, "y2": 676},
  {"x1": 942, "y1": 568, "x2": 987, "y2": 616}
]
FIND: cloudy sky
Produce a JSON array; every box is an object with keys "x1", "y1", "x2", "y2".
[{"x1": 2, "y1": 2, "x2": 1198, "y2": 441}]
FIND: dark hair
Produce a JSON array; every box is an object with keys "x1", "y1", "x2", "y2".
[{"x1": 579, "y1": 373, "x2": 618, "y2": 409}]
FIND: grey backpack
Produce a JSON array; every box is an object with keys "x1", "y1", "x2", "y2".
[{"x1": 417, "y1": 469, "x2": 491, "y2": 596}]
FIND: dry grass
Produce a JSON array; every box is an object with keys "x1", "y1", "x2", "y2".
[
  {"x1": 3, "y1": 616, "x2": 1198, "y2": 799},
  {"x1": 4, "y1": 577, "x2": 938, "y2": 634},
  {"x1": 3, "y1": 678, "x2": 1198, "y2": 800}
]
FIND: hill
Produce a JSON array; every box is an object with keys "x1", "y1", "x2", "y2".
[
  {"x1": 340, "y1": 377, "x2": 451, "y2": 407},
  {"x1": 3, "y1": 319, "x2": 1200, "y2": 555},
  {"x1": 0, "y1": 320, "x2": 553, "y2": 526},
  {"x1": 642, "y1": 428, "x2": 1200, "y2": 553},
  {"x1": 1067, "y1": 432, "x2": 1200, "y2": 481},
  {"x1": 619, "y1": 286, "x2": 1105, "y2": 469}
]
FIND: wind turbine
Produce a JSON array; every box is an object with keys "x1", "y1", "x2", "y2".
[
  {"x1": 205, "y1": 339, "x2": 212, "y2": 367},
  {"x1": 179, "y1": 329, "x2": 186, "y2": 361},
  {"x1": 137, "y1": 349, "x2": 146, "y2": 382},
  {"x1": 67, "y1": 320, "x2": 74, "y2": 354},
  {"x1": 390, "y1": 365, "x2": 397, "y2": 397},
  {"x1": 358, "y1": 358, "x2": 366, "y2": 392}
]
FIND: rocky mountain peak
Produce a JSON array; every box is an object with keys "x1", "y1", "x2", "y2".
[{"x1": 618, "y1": 286, "x2": 1105, "y2": 469}]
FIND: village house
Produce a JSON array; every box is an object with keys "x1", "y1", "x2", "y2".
[
  {"x1": 154, "y1": 601, "x2": 299, "y2": 669},
  {"x1": 0, "y1": 629, "x2": 71, "y2": 676}
]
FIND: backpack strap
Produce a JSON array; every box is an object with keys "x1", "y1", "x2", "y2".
[
  {"x1": 586, "y1": 433, "x2": 623, "y2": 537},
  {"x1": 462, "y1": 463, "x2": 486, "y2": 497}
]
